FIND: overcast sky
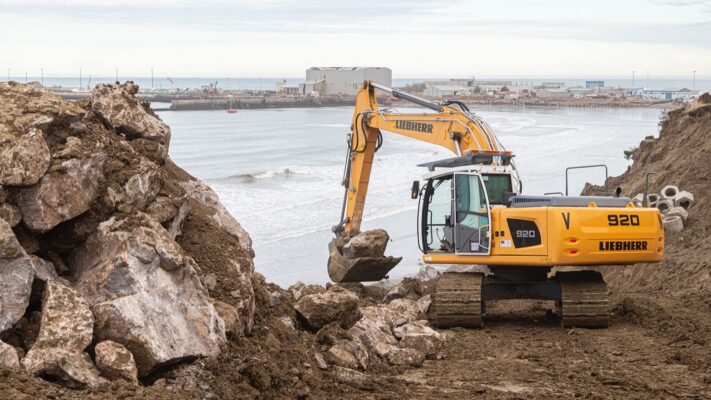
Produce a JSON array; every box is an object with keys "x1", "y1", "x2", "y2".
[{"x1": 1, "y1": 0, "x2": 709, "y2": 78}]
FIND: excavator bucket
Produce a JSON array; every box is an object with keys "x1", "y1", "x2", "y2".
[{"x1": 327, "y1": 239, "x2": 401, "y2": 283}]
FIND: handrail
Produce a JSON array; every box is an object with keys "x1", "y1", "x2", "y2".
[{"x1": 565, "y1": 164, "x2": 608, "y2": 196}]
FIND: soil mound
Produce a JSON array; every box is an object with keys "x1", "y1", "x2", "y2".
[{"x1": 585, "y1": 96, "x2": 711, "y2": 311}]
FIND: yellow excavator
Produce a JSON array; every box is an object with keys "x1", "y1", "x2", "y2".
[{"x1": 328, "y1": 81, "x2": 664, "y2": 328}]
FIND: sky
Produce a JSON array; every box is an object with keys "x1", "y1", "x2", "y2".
[{"x1": 0, "y1": 0, "x2": 709, "y2": 78}]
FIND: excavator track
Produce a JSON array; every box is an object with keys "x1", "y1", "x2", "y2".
[
  {"x1": 556, "y1": 270, "x2": 609, "y2": 328},
  {"x1": 430, "y1": 272, "x2": 484, "y2": 328}
]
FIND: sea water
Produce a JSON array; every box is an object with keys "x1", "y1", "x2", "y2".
[{"x1": 157, "y1": 106, "x2": 662, "y2": 286}]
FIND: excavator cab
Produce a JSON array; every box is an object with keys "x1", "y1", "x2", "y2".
[{"x1": 419, "y1": 172, "x2": 493, "y2": 256}]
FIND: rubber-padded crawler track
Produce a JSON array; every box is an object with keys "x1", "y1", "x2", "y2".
[
  {"x1": 556, "y1": 270, "x2": 609, "y2": 328},
  {"x1": 430, "y1": 272, "x2": 484, "y2": 328}
]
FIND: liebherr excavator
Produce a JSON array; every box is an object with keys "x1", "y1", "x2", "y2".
[{"x1": 328, "y1": 81, "x2": 664, "y2": 328}]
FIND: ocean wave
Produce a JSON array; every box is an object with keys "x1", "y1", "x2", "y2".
[{"x1": 213, "y1": 168, "x2": 302, "y2": 182}]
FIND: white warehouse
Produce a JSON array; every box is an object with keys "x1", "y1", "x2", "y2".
[{"x1": 304, "y1": 67, "x2": 392, "y2": 96}]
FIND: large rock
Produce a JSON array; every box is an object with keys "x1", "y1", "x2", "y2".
[
  {"x1": 90, "y1": 82, "x2": 171, "y2": 149},
  {"x1": 0, "y1": 203, "x2": 22, "y2": 227},
  {"x1": 21, "y1": 281, "x2": 105, "y2": 388},
  {"x1": 107, "y1": 158, "x2": 160, "y2": 213},
  {"x1": 346, "y1": 297, "x2": 441, "y2": 367},
  {"x1": 288, "y1": 281, "x2": 326, "y2": 301},
  {"x1": 342, "y1": 229, "x2": 390, "y2": 259},
  {"x1": 95, "y1": 340, "x2": 139, "y2": 383},
  {"x1": 0, "y1": 82, "x2": 85, "y2": 139},
  {"x1": 0, "y1": 128, "x2": 50, "y2": 186},
  {"x1": 24, "y1": 281, "x2": 93, "y2": 354},
  {"x1": 393, "y1": 320, "x2": 446, "y2": 357},
  {"x1": 70, "y1": 214, "x2": 225, "y2": 376},
  {"x1": 180, "y1": 179, "x2": 254, "y2": 256},
  {"x1": 0, "y1": 340, "x2": 19, "y2": 369},
  {"x1": 13, "y1": 153, "x2": 106, "y2": 233},
  {"x1": 295, "y1": 287, "x2": 361, "y2": 331},
  {"x1": 23, "y1": 350, "x2": 107, "y2": 389},
  {"x1": 326, "y1": 344, "x2": 360, "y2": 370},
  {"x1": 0, "y1": 219, "x2": 34, "y2": 333}
]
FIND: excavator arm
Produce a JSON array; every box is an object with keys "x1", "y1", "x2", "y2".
[
  {"x1": 335, "y1": 80, "x2": 512, "y2": 236},
  {"x1": 328, "y1": 81, "x2": 514, "y2": 282}
]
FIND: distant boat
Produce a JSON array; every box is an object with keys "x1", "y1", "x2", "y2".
[{"x1": 227, "y1": 97, "x2": 237, "y2": 113}]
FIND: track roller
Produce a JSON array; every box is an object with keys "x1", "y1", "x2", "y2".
[
  {"x1": 555, "y1": 270, "x2": 609, "y2": 328},
  {"x1": 430, "y1": 272, "x2": 484, "y2": 328}
]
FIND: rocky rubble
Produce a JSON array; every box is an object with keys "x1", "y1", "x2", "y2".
[
  {"x1": 0, "y1": 81, "x2": 254, "y2": 390},
  {"x1": 0, "y1": 81, "x2": 448, "y2": 398}
]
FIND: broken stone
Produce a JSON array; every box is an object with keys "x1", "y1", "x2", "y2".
[
  {"x1": 332, "y1": 366, "x2": 371, "y2": 388},
  {"x1": 0, "y1": 185, "x2": 6, "y2": 203},
  {"x1": 385, "y1": 347, "x2": 425, "y2": 367},
  {"x1": 13, "y1": 152, "x2": 106, "y2": 233},
  {"x1": 91, "y1": 82, "x2": 171, "y2": 147},
  {"x1": 0, "y1": 203, "x2": 22, "y2": 227},
  {"x1": 24, "y1": 350, "x2": 107, "y2": 389},
  {"x1": 295, "y1": 287, "x2": 361, "y2": 331},
  {"x1": 393, "y1": 320, "x2": 446, "y2": 357},
  {"x1": 347, "y1": 305, "x2": 399, "y2": 359},
  {"x1": 167, "y1": 200, "x2": 190, "y2": 240},
  {"x1": 0, "y1": 219, "x2": 34, "y2": 333},
  {"x1": 95, "y1": 340, "x2": 139, "y2": 383},
  {"x1": 288, "y1": 281, "x2": 326, "y2": 301},
  {"x1": 213, "y1": 300, "x2": 239, "y2": 335},
  {"x1": 21, "y1": 281, "x2": 105, "y2": 388},
  {"x1": 146, "y1": 196, "x2": 178, "y2": 223},
  {"x1": 383, "y1": 278, "x2": 424, "y2": 303},
  {"x1": 0, "y1": 128, "x2": 50, "y2": 186},
  {"x1": 342, "y1": 229, "x2": 390, "y2": 259},
  {"x1": 70, "y1": 214, "x2": 225, "y2": 376},
  {"x1": 0, "y1": 340, "x2": 19, "y2": 369},
  {"x1": 29, "y1": 255, "x2": 60, "y2": 282},
  {"x1": 118, "y1": 160, "x2": 160, "y2": 212},
  {"x1": 327, "y1": 344, "x2": 360, "y2": 370},
  {"x1": 314, "y1": 352, "x2": 328, "y2": 370},
  {"x1": 180, "y1": 179, "x2": 253, "y2": 256},
  {"x1": 26, "y1": 280, "x2": 93, "y2": 353}
]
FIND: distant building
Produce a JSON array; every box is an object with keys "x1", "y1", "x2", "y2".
[
  {"x1": 639, "y1": 88, "x2": 698, "y2": 100},
  {"x1": 299, "y1": 80, "x2": 326, "y2": 96},
  {"x1": 303, "y1": 67, "x2": 392, "y2": 96},
  {"x1": 585, "y1": 80, "x2": 604, "y2": 89},
  {"x1": 540, "y1": 82, "x2": 566, "y2": 89},
  {"x1": 569, "y1": 87, "x2": 594, "y2": 98},
  {"x1": 536, "y1": 88, "x2": 570, "y2": 99},
  {"x1": 424, "y1": 84, "x2": 471, "y2": 98}
]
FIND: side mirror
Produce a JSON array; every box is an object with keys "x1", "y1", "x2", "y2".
[{"x1": 411, "y1": 180, "x2": 420, "y2": 199}]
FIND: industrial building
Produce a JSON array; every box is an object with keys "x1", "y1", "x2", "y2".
[
  {"x1": 301, "y1": 67, "x2": 392, "y2": 96},
  {"x1": 424, "y1": 84, "x2": 471, "y2": 98},
  {"x1": 639, "y1": 88, "x2": 698, "y2": 100}
]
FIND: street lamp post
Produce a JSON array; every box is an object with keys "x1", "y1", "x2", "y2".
[{"x1": 693, "y1": 70, "x2": 696, "y2": 90}]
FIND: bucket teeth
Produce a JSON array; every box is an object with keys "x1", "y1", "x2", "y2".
[{"x1": 327, "y1": 239, "x2": 401, "y2": 283}]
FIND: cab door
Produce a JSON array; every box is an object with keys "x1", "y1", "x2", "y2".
[{"x1": 453, "y1": 173, "x2": 492, "y2": 255}]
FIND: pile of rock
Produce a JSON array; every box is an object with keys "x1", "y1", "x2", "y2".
[
  {"x1": 291, "y1": 278, "x2": 445, "y2": 385},
  {"x1": 0, "y1": 82, "x2": 255, "y2": 388},
  {"x1": 632, "y1": 185, "x2": 694, "y2": 232}
]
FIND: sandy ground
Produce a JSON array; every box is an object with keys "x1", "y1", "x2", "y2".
[{"x1": 375, "y1": 295, "x2": 710, "y2": 399}]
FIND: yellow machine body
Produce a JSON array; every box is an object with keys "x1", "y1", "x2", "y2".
[{"x1": 423, "y1": 205, "x2": 665, "y2": 266}]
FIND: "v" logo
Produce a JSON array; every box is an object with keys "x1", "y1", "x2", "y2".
[{"x1": 562, "y1": 212, "x2": 571, "y2": 230}]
